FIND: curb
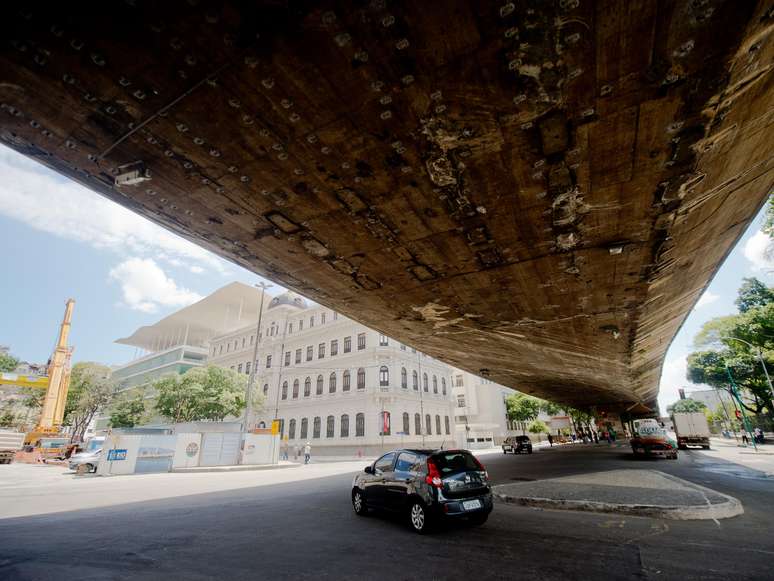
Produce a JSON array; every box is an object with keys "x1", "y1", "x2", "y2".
[
  {"x1": 171, "y1": 463, "x2": 301, "y2": 473},
  {"x1": 493, "y1": 474, "x2": 744, "y2": 521}
]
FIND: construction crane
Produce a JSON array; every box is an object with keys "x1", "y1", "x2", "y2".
[{"x1": 0, "y1": 299, "x2": 75, "y2": 443}]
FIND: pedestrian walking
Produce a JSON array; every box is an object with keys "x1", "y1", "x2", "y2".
[
  {"x1": 593, "y1": 431, "x2": 598, "y2": 444},
  {"x1": 742, "y1": 432, "x2": 749, "y2": 445},
  {"x1": 304, "y1": 441, "x2": 311, "y2": 464},
  {"x1": 294, "y1": 444, "x2": 300, "y2": 461},
  {"x1": 281, "y1": 440, "x2": 289, "y2": 461},
  {"x1": 547, "y1": 434, "x2": 553, "y2": 447}
]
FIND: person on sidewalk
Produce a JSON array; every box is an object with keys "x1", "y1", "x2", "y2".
[
  {"x1": 294, "y1": 444, "x2": 300, "y2": 461},
  {"x1": 547, "y1": 434, "x2": 553, "y2": 447},
  {"x1": 593, "y1": 431, "x2": 599, "y2": 444},
  {"x1": 281, "y1": 440, "x2": 289, "y2": 461},
  {"x1": 304, "y1": 441, "x2": 311, "y2": 464}
]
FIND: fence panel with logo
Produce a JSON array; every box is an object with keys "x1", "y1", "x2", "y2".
[
  {"x1": 173, "y1": 433, "x2": 202, "y2": 468},
  {"x1": 242, "y1": 431, "x2": 280, "y2": 465}
]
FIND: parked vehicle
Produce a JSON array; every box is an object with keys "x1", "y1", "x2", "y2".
[
  {"x1": 630, "y1": 419, "x2": 677, "y2": 459},
  {"x1": 502, "y1": 435, "x2": 533, "y2": 454},
  {"x1": 672, "y1": 412, "x2": 710, "y2": 449},
  {"x1": 351, "y1": 448, "x2": 493, "y2": 533},
  {"x1": 0, "y1": 430, "x2": 25, "y2": 464},
  {"x1": 68, "y1": 448, "x2": 102, "y2": 474}
]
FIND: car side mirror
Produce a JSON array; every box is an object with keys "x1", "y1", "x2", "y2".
[{"x1": 364, "y1": 465, "x2": 373, "y2": 474}]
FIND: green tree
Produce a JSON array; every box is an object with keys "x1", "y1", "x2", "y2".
[
  {"x1": 505, "y1": 394, "x2": 541, "y2": 434},
  {"x1": 666, "y1": 398, "x2": 707, "y2": 414},
  {"x1": 0, "y1": 407, "x2": 16, "y2": 427},
  {"x1": 565, "y1": 407, "x2": 595, "y2": 434},
  {"x1": 64, "y1": 362, "x2": 116, "y2": 442},
  {"x1": 154, "y1": 365, "x2": 255, "y2": 423},
  {"x1": 0, "y1": 352, "x2": 19, "y2": 372},
  {"x1": 109, "y1": 396, "x2": 147, "y2": 428},
  {"x1": 735, "y1": 277, "x2": 774, "y2": 313},
  {"x1": 540, "y1": 400, "x2": 563, "y2": 416},
  {"x1": 527, "y1": 419, "x2": 548, "y2": 434}
]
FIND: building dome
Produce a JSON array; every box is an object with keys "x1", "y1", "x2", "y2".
[{"x1": 267, "y1": 290, "x2": 308, "y2": 310}]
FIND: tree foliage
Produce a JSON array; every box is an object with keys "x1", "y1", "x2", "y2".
[
  {"x1": 735, "y1": 278, "x2": 774, "y2": 313},
  {"x1": 64, "y1": 362, "x2": 115, "y2": 442},
  {"x1": 0, "y1": 352, "x2": 19, "y2": 372},
  {"x1": 153, "y1": 365, "x2": 255, "y2": 423},
  {"x1": 527, "y1": 419, "x2": 548, "y2": 434},
  {"x1": 109, "y1": 395, "x2": 147, "y2": 428},
  {"x1": 505, "y1": 394, "x2": 541, "y2": 424},
  {"x1": 666, "y1": 398, "x2": 707, "y2": 414}
]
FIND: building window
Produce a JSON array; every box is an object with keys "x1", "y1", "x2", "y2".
[
  {"x1": 344, "y1": 336, "x2": 352, "y2": 353},
  {"x1": 412, "y1": 370, "x2": 418, "y2": 391},
  {"x1": 457, "y1": 395, "x2": 466, "y2": 408},
  {"x1": 284, "y1": 351, "x2": 291, "y2": 366},
  {"x1": 289, "y1": 419, "x2": 296, "y2": 439},
  {"x1": 245, "y1": 361, "x2": 251, "y2": 375},
  {"x1": 331, "y1": 339, "x2": 338, "y2": 356},
  {"x1": 266, "y1": 355, "x2": 272, "y2": 368},
  {"x1": 357, "y1": 333, "x2": 366, "y2": 350},
  {"x1": 326, "y1": 415, "x2": 335, "y2": 438},
  {"x1": 227, "y1": 343, "x2": 231, "y2": 353},
  {"x1": 278, "y1": 419, "x2": 285, "y2": 438},
  {"x1": 237, "y1": 363, "x2": 243, "y2": 373},
  {"x1": 441, "y1": 378, "x2": 446, "y2": 396},
  {"x1": 292, "y1": 379, "x2": 299, "y2": 399},
  {"x1": 306, "y1": 346, "x2": 313, "y2": 361},
  {"x1": 343, "y1": 370, "x2": 351, "y2": 391},
  {"x1": 219, "y1": 345, "x2": 223, "y2": 354},
  {"x1": 401, "y1": 367, "x2": 407, "y2": 389},
  {"x1": 414, "y1": 413, "x2": 422, "y2": 435},
  {"x1": 313, "y1": 417, "x2": 321, "y2": 438},
  {"x1": 357, "y1": 368, "x2": 366, "y2": 390},
  {"x1": 299, "y1": 320, "x2": 303, "y2": 331},
  {"x1": 241, "y1": 338, "x2": 245, "y2": 349},
  {"x1": 333, "y1": 312, "x2": 338, "y2": 320},
  {"x1": 309, "y1": 316, "x2": 315, "y2": 328},
  {"x1": 341, "y1": 414, "x2": 349, "y2": 437},
  {"x1": 400, "y1": 343, "x2": 406, "y2": 351},
  {"x1": 423, "y1": 373, "x2": 428, "y2": 392},
  {"x1": 379, "y1": 334, "x2": 388, "y2": 346},
  {"x1": 304, "y1": 377, "x2": 311, "y2": 397},
  {"x1": 329, "y1": 372, "x2": 337, "y2": 393},
  {"x1": 445, "y1": 416, "x2": 450, "y2": 435},
  {"x1": 356, "y1": 413, "x2": 365, "y2": 437},
  {"x1": 403, "y1": 412, "x2": 410, "y2": 435},
  {"x1": 318, "y1": 343, "x2": 325, "y2": 358},
  {"x1": 316, "y1": 375, "x2": 323, "y2": 395},
  {"x1": 426, "y1": 414, "x2": 432, "y2": 435},
  {"x1": 281, "y1": 381, "x2": 288, "y2": 400},
  {"x1": 295, "y1": 349, "x2": 301, "y2": 364},
  {"x1": 250, "y1": 335, "x2": 254, "y2": 345},
  {"x1": 300, "y1": 418, "x2": 308, "y2": 439},
  {"x1": 379, "y1": 366, "x2": 389, "y2": 387},
  {"x1": 455, "y1": 374, "x2": 463, "y2": 387},
  {"x1": 380, "y1": 411, "x2": 391, "y2": 436},
  {"x1": 432, "y1": 375, "x2": 438, "y2": 394},
  {"x1": 289, "y1": 323, "x2": 293, "y2": 334},
  {"x1": 321, "y1": 312, "x2": 326, "y2": 324},
  {"x1": 435, "y1": 415, "x2": 441, "y2": 435}
]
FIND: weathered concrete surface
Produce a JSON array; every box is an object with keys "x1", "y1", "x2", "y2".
[
  {"x1": 1, "y1": 1, "x2": 773, "y2": 411},
  {"x1": 494, "y1": 469, "x2": 744, "y2": 520}
]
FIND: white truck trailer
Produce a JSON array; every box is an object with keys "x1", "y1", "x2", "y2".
[
  {"x1": 0, "y1": 429, "x2": 25, "y2": 464},
  {"x1": 672, "y1": 412, "x2": 711, "y2": 449}
]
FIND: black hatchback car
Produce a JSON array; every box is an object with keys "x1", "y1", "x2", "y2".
[{"x1": 351, "y1": 448, "x2": 493, "y2": 533}]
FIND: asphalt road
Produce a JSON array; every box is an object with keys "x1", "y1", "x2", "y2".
[{"x1": 1, "y1": 444, "x2": 772, "y2": 580}]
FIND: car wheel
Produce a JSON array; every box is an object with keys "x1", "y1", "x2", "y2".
[
  {"x1": 468, "y1": 513, "x2": 489, "y2": 526},
  {"x1": 502, "y1": 450, "x2": 507, "y2": 454},
  {"x1": 409, "y1": 500, "x2": 431, "y2": 534},
  {"x1": 528, "y1": 448, "x2": 533, "y2": 454},
  {"x1": 352, "y1": 489, "x2": 368, "y2": 516}
]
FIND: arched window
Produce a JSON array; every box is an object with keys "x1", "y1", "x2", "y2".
[
  {"x1": 340, "y1": 414, "x2": 349, "y2": 437},
  {"x1": 357, "y1": 368, "x2": 365, "y2": 390},
  {"x1": 289, "y1": 419, "x2": 296, "y2": 439},
  {"x1": 281, "y1": 381, "x2": 288, "y2": 400},
  {"x1": 258, "y1": 421, "x2": 266, "y2": 428},
  {"x1": 402, "y1": 412, "x2": 410, "y2": 434},
  {"x1": 414, "y1": 413, "x2": 422, "y2": 435},
  {"x1": 356, "y1": 413, "x2": 365, "y2": 437},
  {"x1": 412, "y1": 370, "x2": 418, "y2": 391},
  {"x1": 292, "y1": 379, "x2": 299, "y2": 399},
  {"x1": 432, "y1": 375, "x2": 438, "y2": 394},
  {"x1": 300, "y1": 418, "x2": 308, "y2": 439},
  {"x1": 379, "y1": 366, "x2": 389, "y2": 386},
  {"x1": 329, "y1": 372, "x2": 337, "y2": 393},
  {"x1": 304, "y1": 377, "x2": 311, "y2": 397},
  {"x1": 343, "y1": 370, "x2": 351, "y2": 391},
  {"x1": 326, "y1": 415, "x2": 335, "y2": 438},
  {"x1": 263, "y1": 384, "x2": 269, "y2": 396},
  {"x1": 316, "y1": 375, "x2": 323, "y2": 395},
  {"x1": 435, "y1": 415, "x2": 441, "y2": 434},
  {"x1": 444, "y1": 416, "x2": 450, "y2": 435},
  {"x1": 425, "y1": 414, "x2": 432, "y2": 435},
  {"x1": 423, "y1": 373, "x2": 428, "y2": 392},
  {"x1": 441, "y1": 378, "x2": 447, "y2": 396},
  {"x1": 313, "y1": 416, "x2": 321, "y2": 438},
  {"x1": 401, "y1": 367, "x2": 407, "y2": 389}
]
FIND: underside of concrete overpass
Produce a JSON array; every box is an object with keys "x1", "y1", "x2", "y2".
[{"x1": 1, "y1": 1, "x2": 772, "y2": 411}]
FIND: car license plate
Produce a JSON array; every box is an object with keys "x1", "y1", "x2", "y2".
[{"x1": 462, "y1": 499, "x2": 482, "y2": 511}]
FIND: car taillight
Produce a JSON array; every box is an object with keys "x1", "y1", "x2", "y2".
[
  {"x1": 425, "y1": 458, "x2": 442, "y2": 488},
  {"x1": 472, "y1": 456, "x2": 488, "y2": 479}
]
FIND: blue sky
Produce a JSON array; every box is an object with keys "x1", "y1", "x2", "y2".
[{"x1": 0, "y1": 145, "x2": 770, "y2": 414}]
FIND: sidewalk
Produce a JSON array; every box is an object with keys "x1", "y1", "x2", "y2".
[
  {"x1": 171, "y1": 460, "x2": 300, "y2": 473},
  {"x1": 493, "y1": 469, "x2": 743, "y2": 520}
]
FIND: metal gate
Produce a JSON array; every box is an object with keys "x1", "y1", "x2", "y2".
[{"x1": 199, "y1": 432, "x2": 241, "y2": 466}]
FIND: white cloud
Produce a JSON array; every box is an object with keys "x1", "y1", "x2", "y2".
[
  {"x1": 658, "y1": 355, "x2": 690, "y2": 415},
  {"x1": 694, "y1": 291, "x2": 719, "y2": 309},
  {"x1": 743, "y1": 230, "x2": 773, "y2": 272},
  {"x1": 0, "y1": 146, "x2": 231, "y2": 274},
  {"x1": 189, "y1": 266, "x2": 204, "y2": 274},
  {"x1": 109, "y1": 258, "x2": 202, "y2": 313}
]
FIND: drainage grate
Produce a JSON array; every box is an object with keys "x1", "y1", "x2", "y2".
[{"x1": 510, "y1": 477, "x2": 536, "y2": 482}]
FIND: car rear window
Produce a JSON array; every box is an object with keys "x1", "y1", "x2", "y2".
[{"x1": 432, "y1": 451, "x2": 480, "y2": 475}]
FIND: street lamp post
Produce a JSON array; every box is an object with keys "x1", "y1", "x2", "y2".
[
  {"x1": 240, "y1": 282, "x2": 271, "y2": 464},
  {"x1": 721, "y1": 335, "x2": 774, "y2": 407}
]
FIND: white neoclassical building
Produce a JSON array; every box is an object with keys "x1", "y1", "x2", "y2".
[{"x1": 208, "y1": 291, "x2": 456, "y2": 456}]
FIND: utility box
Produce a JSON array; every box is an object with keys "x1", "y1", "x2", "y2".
[{"x1": 672, "y1": 412, "x2": 710, "y2": 449}]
